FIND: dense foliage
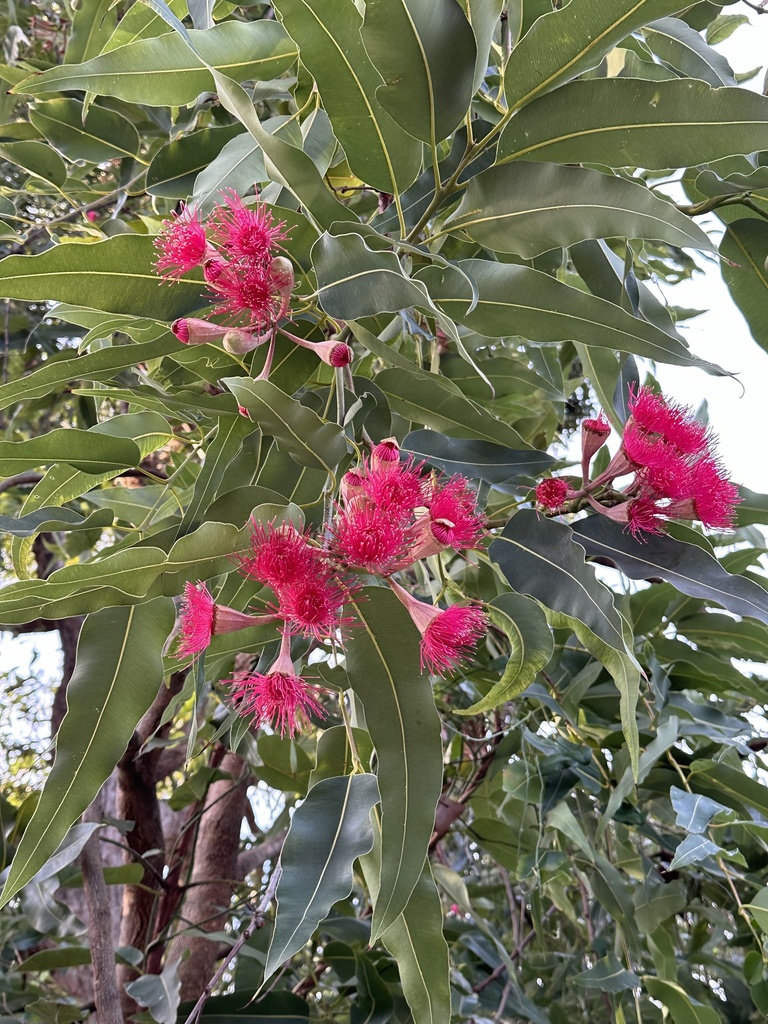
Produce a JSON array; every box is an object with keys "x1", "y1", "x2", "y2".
[{"x1": 3, "y1": 1, "x2": 768, "y2": 1022}]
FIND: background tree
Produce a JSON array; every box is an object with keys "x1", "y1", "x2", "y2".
[{"x1": 3, "y1": 1, "x2": 768, "y2": 1023}]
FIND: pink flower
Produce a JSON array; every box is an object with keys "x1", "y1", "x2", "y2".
[
  {"x1": 625, "y1": 496, "x2": 666, "y2": 539},
  {"x1": 668, "y1": 457, "x2": 741, "y2": 529},
  {"x1": 176, "y1": 581, "x2": 276, "y2": 657},
  {"x1": 360, "y1": 457, "x2": 426, "y2": 517},
  {"x1": 234, "y1": 520, "x2": 319, "y2": 594},
  {"x1": 228, "y1": 631, "x2": 323, "y2": 736},
  {"x1": 389, "y1": 579, "x2": 487, "y2": 675},
  {"x1": 334, "y1": 503, "x2": 410, "y2": 575},
  {"x1": 207, "y1": 260, "x2": 289, "y2": 331},
  {"x1": 209, "y1": 190, "x2": 289, "y2": 265},
  {"x1": 279, "y1": 573, "x2": 349, "y2": 640},
  {"x1": 154, "y1": 204, "x2": 213, "y2": 280},
  {"x1": 535, "y1": 478, "x2": 571, "y2": 511},
  {"x1": 628, "y1": 385, "x2": 709, "y2": 455},
  {"x1": 371, "y1": 438, "x2": 401, "y2": 468}
]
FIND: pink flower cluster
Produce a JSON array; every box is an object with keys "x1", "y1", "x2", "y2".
[
  {"x1": 176, "y1": 440, "x2": 489, "y2": 734},
  {"x1": 535, "y1": 386, "x2": 740, "y2": 539},
  {"x1": 154, "y1": 191, "x2": 353, "y2": 377}
]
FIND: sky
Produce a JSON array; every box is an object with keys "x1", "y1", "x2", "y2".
[{"x1": 2, "y1": 6, "x2": 768, "y2": 687}]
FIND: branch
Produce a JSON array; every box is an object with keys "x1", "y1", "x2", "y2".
[
  {"x1": 0, "y1": 471, "x2": 42, "y2": 495},
  {"x1": 181, "y1": 865, "x2": 283, "y2": 1024},
  {"x1": 80, "y1": 806, "x2": 122, "y2": 1024}
]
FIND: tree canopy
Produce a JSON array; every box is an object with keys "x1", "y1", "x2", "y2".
[{"x1": 3, "y1": 2, "x2": 768, "y2": 1023}]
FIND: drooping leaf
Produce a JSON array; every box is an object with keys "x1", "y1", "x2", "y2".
[
  {"x1": 502, "y1": 0, "x2": 690, "y2": 112},
  {"x1": 15, "y1": 21, "x2": 298, "y2": 106},
  {"x1": 643, "y1": 17, "x2": 736, "y2": 87},
  {"x1": 403, "y1": 430, "x2": 555, "y2": 491},
  {"x1": 719, "y1": 218, "x2": 768, "y2": 354},
  {"x1": 416, "y1": 259, "x2": 722, "y2": 372},
  {"x1": 360, "y1": 0, "x2": 477, "y2": 144},
  {"x1": 0, "y1": 236, "x2": 203, "y2": 319},
  {"x1": 345, "y1": 588, "x2": 443, "y2": 939},
  {"x1": 442, "y1": 162, "x2": 714, "y2": 258},
  {"x1": 272, "y1": 0, "x2": 422, "y2": 195},
  {"x1": 498, "y1": 79, "x2": 768, "y2": 168},
  {"x1": 146, "y1": 123, "x2": 245, "y2": 198},
  {"x1": 263, "y1": 774, "x2": 380, "y2": 980},
  {"x1": 465, "y1": 0, "x2": 504, "y2": 93},
  {"x1": 377, "y1": 369, "x2": 528, "y2": 448},
  {"x1": 0, "y1": 598, "x2": 175, "y2": 905},
  {"x1": 29, "y1": 99, "x2": 141, "y2": 163},
  {"x1": 0, "y1": 429, "x2": 141, "y2": 475},
  {"x1": 572, "y1": 515, "x2": 768, "y2": 626},
  {"x1": 125, "y1": 961, "x2": 181, "y2": 1024},
  {"x1": 221, "y1": 378, "x2": 347, "y2": 474},
  {"x1": 459, "y1": 593, "x2": 553, "y2": 714}
]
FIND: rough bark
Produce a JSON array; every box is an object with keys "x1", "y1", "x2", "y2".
[
  {"x1": 81, "y1": 795, "x2": 123, "y2": 1024},
  {"x1": 166, "y1": 751, "x2": 250, "y2": 1002}
]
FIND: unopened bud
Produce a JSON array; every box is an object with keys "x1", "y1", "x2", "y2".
[
  {"x1": 172, "y1": 317, "x2": 227, "y2": 345},
  {"x1": 223, "y1": 329, "x2": 267, "y2": 354}
]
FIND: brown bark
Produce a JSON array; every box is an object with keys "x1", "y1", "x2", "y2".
[
  {"x1": 166, "y1": 752, "x2": 250, "y2": 1002},
  {"x1": 81, "y1": 796, "x2": 123, "y2": 1024}
]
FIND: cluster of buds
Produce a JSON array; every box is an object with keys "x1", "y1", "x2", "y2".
[
  {"x1": 154, "y1": 190, "x2": 354, "y2": 377},
  {"x1": 535, "y1": 385, "x2": 740, "y2": 539},
  {"x1": 176, "y1": 440, "x2": 489, "y2": 734}
]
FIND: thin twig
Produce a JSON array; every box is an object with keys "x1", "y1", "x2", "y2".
[{"x1": 181, "y1": 864, "x2": 283, "y2": 1024}]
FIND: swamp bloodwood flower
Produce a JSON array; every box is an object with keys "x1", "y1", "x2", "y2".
[
  {"x1": 154, "y1": 204, "x2": 214, "y2": 280},
  {"x1": 389, "y1": 579, "x2": 487, "y2": 675},
  {"x1": 234, "y1": 520, "x2": 320, "y2": 595},
  {"x1": 209, "y1": 190, "x2": 289, "y2": 265},
  {"x1": 406, "y1": 476, "x2": 485, "y2": 561},
  {"x1": 228, "y1": 631, "x2": 324, "y2": 736},
  {"x1": 176, "y1": 581, "x2": 276, "y2": 657},
  {"x1": 333, "y1": 503, "x2": 411, "y2": 575},
  {"x1": 535, "y1": 478, "x2": 571, "y2": 511}
]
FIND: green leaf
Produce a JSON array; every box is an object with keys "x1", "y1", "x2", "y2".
[
  {"x1": 309, "y1": 726, "x2": 375, "y2": 789},
  {"x1": 15, "y1": 948, "x2": 93, "y2": 972},
  {"x1": 573, "y1": 954, "x2": 640, "y2": 993},
  {"x1": 146, "y1": 123, "x2": 245, "y2": 198},
  {"x1": 498, "y1": 79, "x2": 768, "y2": 168},
  {"x1": 16, "y1": 21, "x2": 298, "y2": 106},
  {"x1": 689, "y1": 760, "x2": 768, "y2": 821},
  {"x1": 263, "y1": 774, "x2": 380, "y2": 980},
  {"x1": 359, "y1": 838, "x2": 450, "y2": 1024},
  {"x1": 0, "y1": 598, "x2": 175, "y2": 905},
  {"x1": 0, "y1": 236, "x2": 203, "y2": 319},
  {"x1": 643, "y1": 978, "x2": 721, "y2": 1024},
  {"x1": 313, "y1": 231, "x2": 435, "y2": 321},
  {"x1": 29, "y1": 99, "x2": 141, "y2": 163},
  {"x1": 360, "y1": 0, "x2": 476, "y2": 145},
  {"x1": 0, "y1": 141, "x2": 66, "y2": 188},
  {"x1": 465, "y1": 0, "x2": 504, "y2": 93},
  {"x1": 0, "y1": 429, "x2": 141, "y2": 475},
  {"x1": 643, "y1": 17, "x2": 736, "y2": 87},
  {"x1": 181, "y1": 415, "x2": 257, "y2": 530},
  {"x1": 670, "y1": 787, "x2": 727, "y2": 834},
  {"x1": 102, "y1": 0, "x2": 185, "y2": 51},
  {"x1": 353, "y1": 951, "x2": 394, "y2": 1024},
  {"x1": 443, "y1": 162, "x2": 715, "y2": 258},
  {"x1": 502, "y1": 0, "x2": 689, "y2": 112},
  {"x1": 221, "y1": 378, "x2": 346, "y2": 474},
  {"x1": 125, "y1": 961, "x2": 181, "y2": 1024},
  {"x1": 194, "y1": 992, "x2": 309, "y2": 1023},
  {"x1": 720, "y1": 218, "x2": 768, "y2": 353},
  {"x1": 572, "y1": 515, "x2": 768, "y2": 626},
  {"x1": 0, "y1": 506, "x2": 113, "y2": 538},
  {"x1": 403, "y1": 430, "x2": 555, "y2": 492},
  {"x1": 706, "y1": 11, "x2": 749, "y2": 45},
  {"x1": 460, "y1": 593, "x2": 553, "y2": 714},
  {"x1": 0, "y1": 335, "x2": 179, "y2": 413},
  {"x1": 272, "y1": 0, "x2": 422, "y2": 195},
  {"x1": 490, "y1": 511, "x2": 640, "y2": 772},
  {"x1": 345, "y1": 588, "x2": 443, "y2": 940},
  {"x1": 64, "y1": 0, "x2": 117, "y2": 63},
  {"x1": 416, "y1": 259, "x2": 720, "y2": 372},
  {"x1": 376, "y1": 368, "x2": 528, "y2": 448}
]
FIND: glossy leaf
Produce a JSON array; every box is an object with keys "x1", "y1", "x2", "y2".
[
  {"x1": 460, "y1": 593, "x2": 553, "y2": 714},
  {"x1": 15, "y1": 21, "x2": 298, "y2": 106},
  {"x1": 0, "y1": 141, "x2": 66, "y2": 188},
  {"x1": 146, "y1": 123, "x2": 245, "y2": 198},
  {"x1": 499, "y1": 79, "x2": 768, "y2": 168},
  {"x1": 443, "y1": 162, "x2": 714, "y2": 258},
  {"x1": 102, "y1": 0, "x2": 184, "y2": 51},
  {"x1": 180, "y1": 415, "x2": 257, "y2": 530},
  {"x1": 345, "y1": 588, "x2": 443, "y2": 939},
  {"x1": 0, "y1": 506, "x2": 113, "y2": 538},
  {"x1": 361, "y1": 0, "x2": 476, "y2": 144},
  {"x1": 503, "y1": 0, "x2": 688, "y2": 112},
  {"x1": 29, "y1": 99, "x2": 141, "y2": 163},
  {"x1": 671, "y1": 787, "x2": 727, "y2": 834},
  {"x1": 0, "y1": 598, "x2": 175, "y2": 905},
  {"x1": 403, "y1": 429, "x2": 555, "y2": 491},
  {"x1": 643, "y1": 17, "x2": 736, "y2": 87},
  {"x1": 264, "y1": 774, "x2": 379, "y2": 979},
  {"x1": 272, "y1": 0, "x2": 422, "y2": 194},
  {"x1": 572, "y1": 515, "x2": 768, "y2": 626},
  {"x1": 719, "y1": 218, "x2": 768, "y2": 353},
  {"x1": 313, "y1": 231, "x2": 434, "y2": 321},
  {"x1": 466, "y1": 0, "x2": 504, "y2": 92},
  {"x1": 0, "y1": 429, "x2": 141, "y2": 475},
  {"x1": 417, "y1": 259, "x2": 721, "y2": 371},
  {"x1": 0, "y1": 236, "x2": 203, "y2": 319},
  {"x1": 221, "y1": 378, "x2": 347, "y2": 474}
]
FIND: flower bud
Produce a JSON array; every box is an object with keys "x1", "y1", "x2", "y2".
[{"x1": 172, "y1": 317, "x2": 227, "y2": 345}]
